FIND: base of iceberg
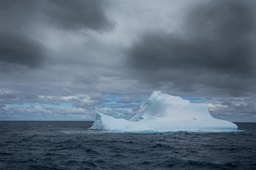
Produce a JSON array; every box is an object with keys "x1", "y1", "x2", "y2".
[{"x1": 90, "y1": 91, "x2": 238, "y2": 132}]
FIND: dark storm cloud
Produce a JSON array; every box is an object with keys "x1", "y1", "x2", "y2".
[
  {"x1": 42, "y1": 0, "x2": 114, "y2": 31},
  {"x1": 128, "y1": 0, "x2": 256, "y2": 96},
  {"x1": 0, "y1": 0, "x2": 113, "y2": 67},
  {"x1": 0, "y1": 31, "x2": 44, "y2": 67}
]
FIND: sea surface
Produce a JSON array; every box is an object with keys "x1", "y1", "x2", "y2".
[{"x1": 0, "y1": 121, "x2": 255, "y2": 170}]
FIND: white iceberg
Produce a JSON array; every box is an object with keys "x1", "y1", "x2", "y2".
[{"x1": 91, "y1": 91, "x2": 238, "y2": 132}]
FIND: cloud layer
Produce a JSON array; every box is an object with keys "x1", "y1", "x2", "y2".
[
  {"x1": 128, "y1": 0, "x2": 256, "y2": 96},
  {"x1": 0, "y1": 0, "x2": 113, "y2": 67},
  {"x1": 0, "y1": 0, "x2": 256, "y2": 120}
]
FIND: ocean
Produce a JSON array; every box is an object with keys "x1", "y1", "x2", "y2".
[{"x1": 0, "y1": 121, "x2": 255, "y2": 170}]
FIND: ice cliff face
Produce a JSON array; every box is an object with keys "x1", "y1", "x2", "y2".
[{"x1": 91, "y1": 91, "x2": 238, "y2": 132}]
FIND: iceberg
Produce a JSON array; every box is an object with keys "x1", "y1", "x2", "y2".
[{"x1": 91, "y1": 91, "x2": 238, "y2": 132}]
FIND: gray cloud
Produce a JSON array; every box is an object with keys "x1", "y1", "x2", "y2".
[
  {"x1": 128, "y1": 0, "x2": 256, "y2": 96},
  {"x1": 0, "y1": 0, "x2": 113, "y2": 31},
  {"x1": 0, "y1": 0, "x2": 113, "y2": 67},
  {"x1": 0, "y1": 30, "x2": 44, "y2": 67},
  {"x1": 42, "y1": 0, "x2": 114, "y2": 31},
  {"x1": 207, "y1": 96, "x2": 256, "y2": 121},
  {"x1": 0, "y1": 0, "x2": 256, "y2": 121}
]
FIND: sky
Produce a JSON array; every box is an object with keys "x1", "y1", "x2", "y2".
[{"x1": 0, "y1": 0, "x2": 256, "y2": 121}]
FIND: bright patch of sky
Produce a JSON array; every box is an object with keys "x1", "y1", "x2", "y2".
[
  {"x1": 182, "y1": 97, "x2": 206, "y2": 103},
  {"x1": 5, "y1": 103, "x2": 73, "y2": 109},
  {"x1": 2, "y1": 93, "x2": 254, "y2": 121}
]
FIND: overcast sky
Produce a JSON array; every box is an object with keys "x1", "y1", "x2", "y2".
[{"x1": 0, "y1": 0, "x2": 256, "y2": 121}]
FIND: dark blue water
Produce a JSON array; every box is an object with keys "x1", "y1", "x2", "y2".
[{"x1": 0, "y1": 122, "x2": 255, "y2": 170}]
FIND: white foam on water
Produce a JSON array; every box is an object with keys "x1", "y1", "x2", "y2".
[{"x1": 91, "y1": 91, "x2": 238, "y2": 132}]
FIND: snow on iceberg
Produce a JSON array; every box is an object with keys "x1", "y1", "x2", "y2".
[{"x1": 90, "y1": 91, "x2": 238, "y2": 132}]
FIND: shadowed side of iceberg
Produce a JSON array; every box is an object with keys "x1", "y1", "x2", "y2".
[
  {"x1": 90, "y1": 112, "x2": 131, "y2": 130},
  {"x1": 90, "y1": 91, "x2": 238, "y2": 132}
]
